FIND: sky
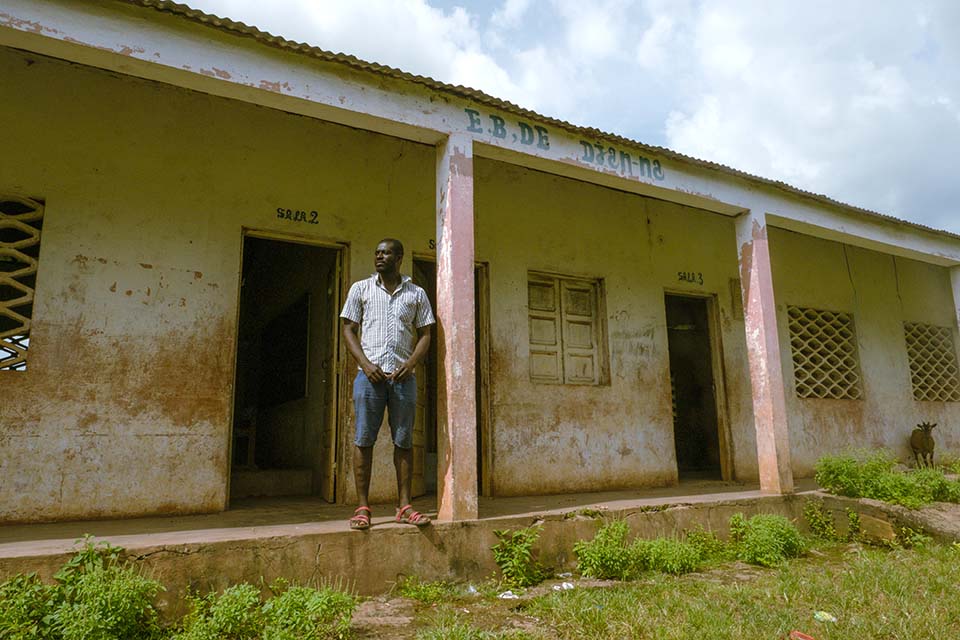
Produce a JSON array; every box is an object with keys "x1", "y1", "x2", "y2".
[{"x1": 187, "y1": 0, "x2": 960, "y2": 234}]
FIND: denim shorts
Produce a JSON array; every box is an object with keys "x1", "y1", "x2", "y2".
[{"x1": 353, "y1": 371, "x2": 417, "y2": 449}]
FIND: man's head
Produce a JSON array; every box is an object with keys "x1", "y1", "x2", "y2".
[{"x1": 375, "y1": 238, "x2": 403, "y2": 275}]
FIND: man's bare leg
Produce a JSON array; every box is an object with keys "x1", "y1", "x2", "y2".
[
  {"x1": 354, "y1": 445, "x2": 374, "y2": 508},
  {"x1": 394, "y1": 445, "x2": 413, "y2": 508}
]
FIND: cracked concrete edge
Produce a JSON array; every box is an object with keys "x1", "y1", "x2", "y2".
[
  {"x1": 806, "y1": 490, "x2": 960, "y2": 543},
  {"x1": 0, "y1": 493, "x2": 822, "y2": 619}
]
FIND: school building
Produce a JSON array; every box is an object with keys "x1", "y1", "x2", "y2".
[{"x1": 2, "y1": 0, "x2": 959, "y2": 524}]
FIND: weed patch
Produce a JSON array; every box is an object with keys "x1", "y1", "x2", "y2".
[
  {"x1": 0, "y1": 573, "x2": 61, "y2": 640},
  {"x1": 262, "y1": 582, "x2": 355, "y2": 640},
  {"x1": 0, "y1": 536, "x2": 162, "y2": 640},
  {"x1": 815, "y1": 450, "x2": 960, "y2": 507},
  {"x1": 491, "y1": 526, "x2": 548, "y2": 589},
  {"x1": 0, "y1": 538, "x2": 356, "y2": 640},
  {"x1": 392, "y1": 576, "x2": 460, "y2": 604},
  {"x1": 573, "y1": 521, "x2": 640, "y2": 580},
  {"x1": 730, "y1": 513, "x2": 805, "y2": 567}
]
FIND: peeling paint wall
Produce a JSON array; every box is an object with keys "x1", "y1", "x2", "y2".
[
  {"x1": 769, "y1": 228, "x2": 960, "y2": 474},
  {"x1": 0, "y1": 47, "x2": 435, "y2": 522},
  {"x1": 475, "y1": 159, "x2": 758, "y2": 496}
]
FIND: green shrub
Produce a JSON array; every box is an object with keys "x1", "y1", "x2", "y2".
[
  {"x1": 683, "y1": 526, "x2": 732, "y2": 563},
  {"x1": 731, "y1": 514, "x2": 805, "y2": 567},
  {"x1": 803, "y1": 500, "x2": 839, "y2": 540},
  {"x1": 575, "y1": 521, "x2": 709, "y2": 579},
  {"x1": 262, "y1": 584, "x2": 355, "y2": 640},
  {"x1": 573, "y1": 521, "x2": 639, "y2": 580},
  {"x1": 55, "y1": 562, "x2": 163, "y2": 640},
  {"x1": 177, "y1": 583, "x2": 263, "y2": 640},
  {"x1": 491, "y1": 525, "x2": 547, "y2": 588},
  {"x1": 0, "y1": 573, "x2": 61, "y2": 640},
  {"x1": 0, "y1": 537, "x2": 163, "y2": 640},
  {"x1": 635, "y1": 538, "x2": 702, "y2": 575},
  {"x1": 814, "y1": 450, "x2": 960, "y2": 508},
  {"x1": 846, "y1": 509, "x2": 862, "y2": 541}
]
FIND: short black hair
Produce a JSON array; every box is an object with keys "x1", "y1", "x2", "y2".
[{"x1": 379, "y1": 238, "x2": 404, "y2": 257}]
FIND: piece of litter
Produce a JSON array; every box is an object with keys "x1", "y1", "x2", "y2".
[
  {"x1": 557, "y1": 572, "x2": 573, "y2": 578},
  {"x1": 465, "y1": 585, "x2": 478, "y2": 595},
  {"x1": 813, "y1": 611, "x2": 837, "y2": 623},
  {"x1": 561, "y1": 582, "x2": 575, "y2": 590},
  {"x1": 552, "y1": 585, "x2": 562, "y2": 591},
  {"x1": 498, "y1": 591, "x2": 519, "y2": 600}
]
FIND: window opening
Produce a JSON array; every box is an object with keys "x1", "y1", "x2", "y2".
[
  {"x1": 0, "y1": 196, "x2": 43, "y2": 371},
  {"x1": 787, "y1": 306, "x2": 862, "y2": 399},
  {"x1": 904, "y1": 322, "x2": 960, "y2": 402}
]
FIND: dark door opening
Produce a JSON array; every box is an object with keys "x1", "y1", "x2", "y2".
[
  {"x1": 665, "y1": 294, "x2": 722, "y2": 480},
  {"x1": 412, "y1": 259, "x2": 488, "y2": 496},
  {"x1": 230, "y1": 236, "x2": 341, "y2": 502}
]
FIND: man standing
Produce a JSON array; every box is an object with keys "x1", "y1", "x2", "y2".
[{"x1": 340, "y1": 238, "x2": 434, "y2": 530}]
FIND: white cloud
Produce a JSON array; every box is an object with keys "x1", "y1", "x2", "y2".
[
  {"x1": 491, "y1": 0, "x2": 533, "y2": 28},
  {"x1": 635, "y1": 14, "x2": 674, "y2": 70},
  {"x1": 185, "y1": 0, "x2": 960, "y2": 232}
]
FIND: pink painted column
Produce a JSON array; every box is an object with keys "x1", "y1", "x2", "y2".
[
  {"x1": 435, "y1": 133, "x2": 478, "y2": 521},
  {"x1": 736, "y1": 211, "x2": 795, "y2": 494},
  {"x1": 950, "y1": 267, "x2": 960, "y2": 333}
]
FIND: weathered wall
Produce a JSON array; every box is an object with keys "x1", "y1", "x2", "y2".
[
  {"x1": 0, "y1": 47, "x2": 435, "y2": 522},
  {"x1": 474, "y1": 159, "x2": 758, "y2": 496},
  {"x1": 769, "y1": 228, "x2": 960, "y2": 474}
]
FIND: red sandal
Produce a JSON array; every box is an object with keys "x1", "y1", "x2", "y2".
[
  {"x1": 349, "y1": 506, "x2": 372, "y2": 530},
  {"x1": 396, "y1": 504, "x2": 430, "y2": 527}
]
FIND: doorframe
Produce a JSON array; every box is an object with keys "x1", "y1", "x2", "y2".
[
  {"x1": 663, "y1": 289, "x2": 734, "y2": 482},
  {"x1": 411, "y1": 253, "x2": 494, "y2": 497},
  {"x1": 227, "y1": 228, "x2": 349, "y2": 506}
]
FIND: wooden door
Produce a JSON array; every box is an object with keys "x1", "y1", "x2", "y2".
[
  {"x1": 410, "y1": 260, "x2": 433, "y2": 498},
  {"x1": 412, "y1": 359, "x2": 427, "y2": 497}
]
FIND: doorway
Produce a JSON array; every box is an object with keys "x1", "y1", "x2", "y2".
[
  {"x1": 412, "y1": 258, "x2": 491, "y2": 497},
  {"x1": 230, "y1": 235, "x2": 342, "y2": 502},
  {"x1": 665, "y1": 294, "x2": 726, "y2": 480}
]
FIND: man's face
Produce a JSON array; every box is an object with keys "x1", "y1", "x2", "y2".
[{"x1": 375, "y1": 242, "x2": 401, "y2": 273}]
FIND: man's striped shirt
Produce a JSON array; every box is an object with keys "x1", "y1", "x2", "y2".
[{"x1": 340, "y1": 273, "x2": 435, "y2": 373}]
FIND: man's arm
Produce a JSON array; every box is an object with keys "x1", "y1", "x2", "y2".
[
  {"x1": 391, "y1": 324, "x2": 432, "y2": 382},
  {"x1": 342, "y1": 319, "x2": 386, "y2": 383}
]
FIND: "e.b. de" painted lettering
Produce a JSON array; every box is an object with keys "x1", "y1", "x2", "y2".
[{"x1": 465, "y1": 109, "x2": 550, "y2": 150}]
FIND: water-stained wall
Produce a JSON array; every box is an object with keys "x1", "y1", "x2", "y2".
[
  {"x1": 0, "y1": 47, "x2": 435, "y2": 522},
  {"x1": 769, "y1": 229, "x2": 960, "y2": 474},
  {"x1": 474, "y1": 159, "x2": 758, "y2": 496}
]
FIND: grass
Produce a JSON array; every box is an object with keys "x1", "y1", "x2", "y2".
[
  {"x1": 392, "y1": 576, "x2": 461, "y2": 604},
  {"x1": 519, "y1": 543, "x2": 960, "y2": 639}
]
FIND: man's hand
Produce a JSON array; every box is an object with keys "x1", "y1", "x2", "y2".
[
  {"x1": 362, "y1": 361, "x2": 387, "y2": 383},
  {"x1": 390, "y1": 360, "x2": 416, "y2": 383}
]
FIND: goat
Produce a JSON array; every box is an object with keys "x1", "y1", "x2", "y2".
[{"x1": 910, "y1": 421, "x2": 937, "y2": 468}]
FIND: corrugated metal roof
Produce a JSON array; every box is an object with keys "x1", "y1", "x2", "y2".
[{"x1": 123, "y1": 0, "x2": 956, "y2": 241}]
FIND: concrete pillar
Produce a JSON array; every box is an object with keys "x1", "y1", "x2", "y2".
[
  {"x1": 736, "y1": 211, "x2": 795, "y2": 494},
  {"x1": 951, "y1": 267, "x2": 960, "y2": 332},
  {"x1": 435, "y1": 133, "x2": 478, "y2": 521}
]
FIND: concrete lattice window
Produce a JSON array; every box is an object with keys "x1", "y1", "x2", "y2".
[
  {"x1": 527, "y1": 272, "x2": 607, "y2": 385},
  {"x1": 0, "y1": 196, "x2": 43, "y2": 371},
  {"x1": 904, "y1": 323, "x2": 960, "y2": 402},
  {"x1": 787, "y1": 306, "x2": 863, "y2": 400}
]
